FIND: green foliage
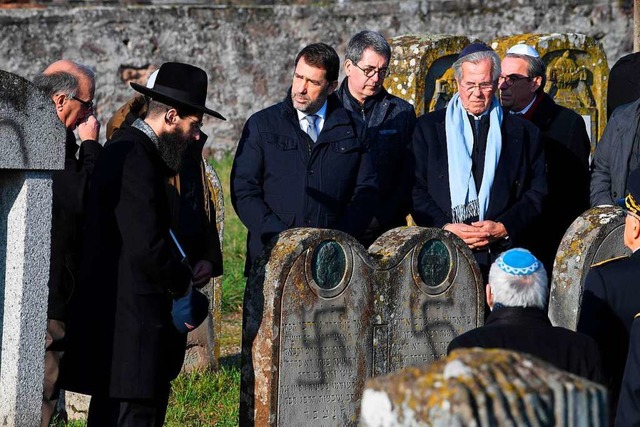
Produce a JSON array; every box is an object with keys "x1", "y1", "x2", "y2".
[{"x1": 212, "y1": 153, "x2": 248, "y2": 314}]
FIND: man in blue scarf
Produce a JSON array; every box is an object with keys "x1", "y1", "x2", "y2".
[{"x1": 411, "y1": 43, "x2": 547, "y2": 285}]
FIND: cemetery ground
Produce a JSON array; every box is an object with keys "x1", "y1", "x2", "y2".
[{"x1": 55, "y1": 153, "x2": 246, "y2": 427}]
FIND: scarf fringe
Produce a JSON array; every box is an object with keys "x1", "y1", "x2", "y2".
[{"x1": 452, "y1": 199, "x2": 480, "y2": 223}]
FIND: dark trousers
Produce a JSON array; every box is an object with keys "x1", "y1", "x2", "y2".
[
  {"x1": 42, "y1": 319, "x2": 66, "y2": 427},
  {"x1": 87, "y1": 393, "x2": 170, "y2": 427}
]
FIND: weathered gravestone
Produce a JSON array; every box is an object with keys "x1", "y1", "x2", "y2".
[
  {"x1": 385, "y1": 34, "x2": 475, "y2": 117},
  {"x1": 548, "y1": 206, "x2": 629, "y2": 331},
  {"x1": 240, "y1": 226, "x2": 483, "y2": 426},
  {"x1": 490, "y1": 33, "x2": 609, "y2": 153},
  {"x1": 0, "y1": 69, "x2": 65, "y2": 426},
  {"x1": 360, "y1": 347, "x2": 608, "y2": 426}
]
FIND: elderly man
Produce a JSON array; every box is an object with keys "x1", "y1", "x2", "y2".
[
  {"x1": 336, "y1": 30, "x2": 416, "y2": 245},
  {"x1": 411, "y1": 43, "x2": 547, "y2": 284},
  {"x1": 499, "y1": 44, "x2": 591, "y2": 279},
  {"x1": 231, "y1": 43, "x2": 377, "y2": 276},
  {"x1": 32, "y1": 59, "x2": 101, "y2": 426},
  {"x1": 448, "y1": 248, "x2": 601, "y2": 382},
  {"x1": 61, "y1": 62, "x2": 225, "y2": 426},
  {"x1": 578, "y1": 167, "x2": 640, "y2": 423}
]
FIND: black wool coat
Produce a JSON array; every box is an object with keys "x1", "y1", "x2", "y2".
[
  {"x1": 61, "y1": 126, "x2": 192, "y2": 399},
  {"x1": 449, "y1": 307, "x2": 602, "y2": 382},
  {"x1": 577, "y1": 251, "x2": 640, "y2": 420},
  {"x1": 518, "y1": 93, "x2": 591, "y2": 278},
  {"x1": 48, "y1": 130, "x2": 101, "y2": 320}
]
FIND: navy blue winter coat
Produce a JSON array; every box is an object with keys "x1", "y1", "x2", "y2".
[{"x1": 231, "y1": 91, "x2": 378, "y2": 275}]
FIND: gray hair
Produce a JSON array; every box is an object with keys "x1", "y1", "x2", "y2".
[
  {"x1": 345, "y1": 30, "x2": 391, "y2": 64},
  {"x1": 488, "y1": 257, "x2": 548, "y2": 310},
  {"x1": 33, "y1": 61, "x2": 95, "y2": 98},
  {"x1": 505, "y1": 52, "x2": 547, "y2": 93},
  {"x1": 453, "y1": 50, "x2": 501, "y2": 83}
]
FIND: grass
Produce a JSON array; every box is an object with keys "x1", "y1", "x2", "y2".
[{"x1": 59, "y1": 152, "x2": 247, "y2": 426}]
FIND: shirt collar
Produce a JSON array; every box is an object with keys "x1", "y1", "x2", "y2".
[
  {"x1": 510, "y1": 95, "x2": 537, "y2": 116},
  {"x1": 296, "y1": 100, "x2": 328, "y2": 123}
]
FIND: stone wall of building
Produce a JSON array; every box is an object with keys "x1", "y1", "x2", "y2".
[{"x1": 0, "y1": 0, "x2": 631, "y2": 154}]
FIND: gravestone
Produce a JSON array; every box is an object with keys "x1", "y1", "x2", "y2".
[
  {"x1": 385, "y1": 34, "x2": 475, "y2": 116},
  {"x1": 548, "y1": 206, "x2": 629, "y2": 330},
  {"x1": 183, "y1": 160, "x2": 224, "y2": 372},
  {"x1": 241, "y1": 226, "x2": 483, "y2": 426},
  {"x1": 491, "y1": 33, "x2": 609, "y2": 153},
  {"x1": 360, "y1": 347, "x2": 608, "y2": 426},
  {"x1": 0, "y1": 69, "x2": 65, "y2": 426}
]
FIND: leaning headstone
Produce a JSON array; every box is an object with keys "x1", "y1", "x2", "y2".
[
  {"x1": 0, "y1": 69, "x2": 65, "y2": 426},
  {"x1": 241, "y1": 226, "x2": 484, "y2": 426},
  {"x1": 385, "y1": 34, "x2": 475, "y2": 116},
  {"x1": 369, "y1": 227, "x2": 483, "y2": 375},
  {"x1": 360, "y1": 347, "x2": 608, "y2": 426},
  {"x1": 490, "y1": 33, "x2": 609, "y2": 153},
  {"x1": 183, "y1": 159, "x2": 225, "y2": 372},
  {"x1": 549, "y1": 206, "x2": 628, "y2": 330}
]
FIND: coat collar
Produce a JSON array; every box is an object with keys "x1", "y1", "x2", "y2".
[{"x1": 486, "y1": 306, "x2": 552, "y2": 327}]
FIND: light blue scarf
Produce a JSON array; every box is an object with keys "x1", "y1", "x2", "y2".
[{"x1": 445, "y1": 93, "x2": 503, "y2": 223}]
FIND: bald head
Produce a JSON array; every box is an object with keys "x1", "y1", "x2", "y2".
[{"x1": 34, "y1": 60, "x2": 95, "y2": 130}]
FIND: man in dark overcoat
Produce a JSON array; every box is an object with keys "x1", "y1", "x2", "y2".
[
  {"x1": 498, "y1": 44, "x2": 591, "y2": 280},
  {"x1": 231, "y1": 43, "x2": 378, "y2": 276},
  {"x1": 60, "y1": 62, "x2": 226, "y2": 426},
  {"x1": 448, "y1": 248, "x2": 601, "y2": 382},
  {"x1": 578, "y1": 167, "x2": 640, "y2": 424},
  {"x1": 411, "y1": 43, "x2": 547, "y2": 284},
  {"x1": 616, "y1": 314, "x2": 640, "y2": 426},
  {"x1": 336, "y1": 31, "x2": 416, "y2": 245},
  {"x1": 32, "y1": 59, "x2": 102, "y2": 426}
]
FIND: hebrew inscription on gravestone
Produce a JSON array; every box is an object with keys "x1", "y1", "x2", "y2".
[{"x1": 241, "y1": 226, "x2": 483, "y2": 426}]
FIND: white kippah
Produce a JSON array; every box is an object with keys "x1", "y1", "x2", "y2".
[
  {"x1": 146, "y1": 70, "x2": 159, "y2": 89},
  {"x1": 506, "y1": 44, "x2": 540, "y2": 58},
  {"x1": 496, "y1": 248, "x2": 541, "y2": 276}
]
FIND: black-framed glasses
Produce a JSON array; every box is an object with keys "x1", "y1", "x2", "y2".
[
  {"x1": 498, "y1": 74, "x2": 532, "y2": 88},
  {"x1": 71, "y1": 95, "x2": 93, "y2": 110},
  {"x1": 183, "y1": 116, "x2": 203, "y2": 130},
  {"x1": 352, "y1": 62, "x2": 388, "y2": 79}
]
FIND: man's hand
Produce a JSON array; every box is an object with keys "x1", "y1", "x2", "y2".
[
  {"x1": 443, "y1": 222, "x2": 491, "y2": 250},
  {"x1": 78, "y1": 114, "x2": 100, "y2": 141},
  {"x1": 470, "y1": 220, "x2": 508, "y2": 249},
  {"x1": 192, "y1": 260, "x2": 213, "y2": 288}
]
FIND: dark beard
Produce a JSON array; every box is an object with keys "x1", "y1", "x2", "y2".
[{"x1": 158, "y1": 131, "x2": 186, "y2": 173}]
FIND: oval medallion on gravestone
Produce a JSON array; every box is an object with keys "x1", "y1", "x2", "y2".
[
  {"x1": 417, "y1": 239, "x2": 453, "y2": 294},
  {"x1": 306, "y1": 240, "x2": 352, "y2": 299}
]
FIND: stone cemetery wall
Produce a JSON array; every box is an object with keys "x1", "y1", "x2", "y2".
[
  {"x1": 0, "y1": 0, "x2": 631, "y2": 154},
  {"x1": 549, "y1": 205, "x2": 629, "y2": 330},
  {"x1": 240, "y1": 226, "x2": 483, "y2": 426},
  {"x1": 360, "y1": 347, "x2": 608, "y2": 426},
  {"x1": 0, "y1": 70, "x2": 64, "y2": 426}
]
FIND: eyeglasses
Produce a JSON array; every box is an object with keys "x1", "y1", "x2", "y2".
[
  {"x1": 498, "y1": 74, "x2": 532, "y2": 88},
  {"x1": 462, "y1": 82, "x2": 495, "y2": 94},
  {"x1": 183, "y1": 116, "x2": 203, "y2": 130},
  {"x1": 71, "y1": 95, "x2": 93, "y2": 110},
  {"x1": 352, "y1": 62, "x2": 388, "y2": 79}
]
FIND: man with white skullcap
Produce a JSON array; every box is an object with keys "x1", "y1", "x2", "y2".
[
  {"x1": 448, "y1": 247, "x2": 601, "y2": 382},
  {"x1": 499, "y1": 43, "x2": 591, "y2": 282}
]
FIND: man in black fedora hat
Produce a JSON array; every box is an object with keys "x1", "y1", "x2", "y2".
[{"x1": 60, "y1": 62, "x2": 225, "y2": 426}]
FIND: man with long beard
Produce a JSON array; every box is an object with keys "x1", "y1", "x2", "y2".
[{"x1": 60, "y1": 62, "x2": 225, "y2": 426}]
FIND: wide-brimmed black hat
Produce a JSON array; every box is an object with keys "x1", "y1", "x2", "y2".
[{"x1": 131, "y1": 62, "x2": 226, "y2": 121}]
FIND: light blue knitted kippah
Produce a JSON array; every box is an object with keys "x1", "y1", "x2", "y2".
[{"x1": 496, "y1": 248, "x2": 540, "y2": 276}]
